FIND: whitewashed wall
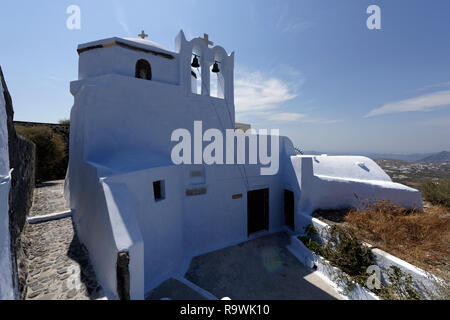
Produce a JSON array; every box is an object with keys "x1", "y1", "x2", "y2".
[
  {"x1": 0, "y1": 76, "x2": 14, "y2": 300},
  {"x1": 78, "y1": 38, "x2": 179, "y2": 85},
  {"x1": 67, "y1": 33, "x2": 423, "y2": 300},
  {"x1": 289, "y1": 156, "x2": 423, "y2": 222},
  {"x1": 67, "y1": 72, "x2": 290, "y2": 298}
]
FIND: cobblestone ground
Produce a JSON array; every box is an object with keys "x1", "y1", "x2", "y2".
[
  {"x1": 29, "y1": 180, "x2": 69, "y2": 217},
  {"x1": 23, "y1": 180, "x2": 102, "y2": 300}
]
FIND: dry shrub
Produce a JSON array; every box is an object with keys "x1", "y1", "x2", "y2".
[
  {"x1": 344, "y1": 199, "x2": 450, "y2": 280},
  {"x1": 15, "y1": 125, "x2": 66, "y2": 182},
  {"x1": 421, "y1": 179, "x2": 450, "y2": 208}
]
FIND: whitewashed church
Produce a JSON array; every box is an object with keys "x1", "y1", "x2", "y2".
[{"x1": 65, "y1": 30, "x2": 422, "y2": 300}]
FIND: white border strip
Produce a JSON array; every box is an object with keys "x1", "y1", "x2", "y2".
[
  {"x1": 175, "y1": 277, "x2": 219, "y2": 300},
  {"x1": 296, "y1": 213, "x2": 441, "y2": 298},
  {"x1": 287, "y1": 236, "x2": 379, "y2": 300},
  {"x1": 27, "y1": 210, "x2": 72, "y2": 225}
]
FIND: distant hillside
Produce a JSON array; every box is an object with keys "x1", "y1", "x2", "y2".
[
  {"x1": 367, "y1": 153, "x2": 436, "y2": 162},
  {"x1": 420, "y1": 151, "x2": 450, "y2": 163},
  {"x1": 302, "y1": 151, "x2": 435, "y2": 162}
]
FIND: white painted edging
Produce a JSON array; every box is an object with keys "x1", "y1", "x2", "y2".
[
  {"x1": 370, "y1": 247, "x2": 441, "y2": 297},
  {"x1": 26, "y1": 210, "x2": 73, "y2": 225},
  {"x1": 176, "y1": 277, "x2": 219, "y2": 300},
  {"x1": 287, "y1": 236, "x2": 379, "y2": 300},
  {"x1": 295, "y1": 213, "x2": 442, "y2": 299}
]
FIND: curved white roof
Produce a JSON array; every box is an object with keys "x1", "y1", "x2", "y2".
[
  {"x1": 309, "y1": 155, "x2": 392, "y2": 182},
  {"x1": 123, "y1": 38, "x2": 168, "y2": 51},
  {"x1": 77, "y1": 37, "x2": 173, "y2": 56}
]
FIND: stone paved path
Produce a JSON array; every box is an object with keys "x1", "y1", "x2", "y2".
[
  {"x1": 23, "y1": 180, "x2": 102, "y2": 300},
  {"x1": 29, "y1": 180, "x2": 69, "y2": 217}
]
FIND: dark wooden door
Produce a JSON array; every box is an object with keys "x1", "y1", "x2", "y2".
[
  {"x1": 247, "y1": 189, "x2": 269, "y2": 236},
  {"x1": 284, "y1": 190, "x2": 295, "y2": 230}
]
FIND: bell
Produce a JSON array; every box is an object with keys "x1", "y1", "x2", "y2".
[
  {"x1": 212, "y1": 61, "x2": 220, "y2": 73},
  {"x1": 191, "y1": 55, "x2": 200, "y2": 68}
]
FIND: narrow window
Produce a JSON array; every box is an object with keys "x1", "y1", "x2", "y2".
[
  {"x1": 135, "y1": 59, "x2": 152, "y2": 80},
  {"x1": 153, "y1": 180, "x2": 165, "y2": 201}
]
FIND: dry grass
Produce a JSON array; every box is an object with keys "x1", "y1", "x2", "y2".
[{"x1": 343, "y1": 200, "x2": 450, "y2": 280}]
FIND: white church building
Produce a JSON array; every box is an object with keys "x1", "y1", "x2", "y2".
[{"x1": 65, "y1": 30, "x2": 422, "y2": 300}]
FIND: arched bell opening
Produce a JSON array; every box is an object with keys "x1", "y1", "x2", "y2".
[
  {"x1": 210, "y1": 60, "x2": 225, "y2": 99},
  {"x1": 190, "y1": 53, "x2": 202, "y2": 94},
  {"x1": 135, "y1": 59, "x2": 152, "y2": 80}
]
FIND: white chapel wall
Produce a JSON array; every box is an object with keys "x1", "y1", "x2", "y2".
[
  {"x1": 0, "y1": 76, "x2": 14, "y2": 300},
  {"x1": 78, "y1": 45, "x2": 179, "y2": 85}
]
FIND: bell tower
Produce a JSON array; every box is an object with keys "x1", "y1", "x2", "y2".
[{"x1": 175, "y1": 30, "x2": 235, "y2": 124}]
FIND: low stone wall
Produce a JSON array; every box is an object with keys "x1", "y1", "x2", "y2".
[{"x1": 1, "y1": 66, "x2": 36, "y2": 299}]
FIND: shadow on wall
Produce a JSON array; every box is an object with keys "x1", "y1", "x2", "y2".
[{"x1": 66, "y1": 222, "x2": 103, "y2": 299}]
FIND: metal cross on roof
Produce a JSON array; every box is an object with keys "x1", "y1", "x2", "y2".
[
  {"x1": 138, "y1": 30, "x2": 148, "y2": 39},
  {"x1": 201, "y1": 33, "x2": 214, "y2": 47}
]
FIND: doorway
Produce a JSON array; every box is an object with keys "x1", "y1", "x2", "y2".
[
  {"x1": 247, "y1": 189, "x2": 269, "y2": 236},
  {"x1": 284, "y1": 190, "x2": 295, "y2": 230}
]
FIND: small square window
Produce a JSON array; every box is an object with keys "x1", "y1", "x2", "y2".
[{"x1": 153, "y1": 180, "x2": 165, "y2": 201}]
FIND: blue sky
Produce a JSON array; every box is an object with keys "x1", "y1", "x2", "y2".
[{"x1": 0, "y1": 0, "x2": 449, "y2": 154}]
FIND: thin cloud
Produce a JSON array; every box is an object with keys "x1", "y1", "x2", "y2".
[
  {"x1": 266, "y1": 113, "x2": 343, "y2": 124},
  {"x1": 419, "y1": 116, "x2": 450, "y2": 127},
  {"x1": 418, "y1": 82, "x2": 450, "y2": 92},
  {"x1": 268, "y1": 112, "x2": 306, "y2": 122},
  {"x1": 114, "y1": 0, "x2": 131, "y2": 35},
  {"x1": 275, "y1": 3, "x2": 313, "y2": 33},
  {"x1": 235, "y1": 71, "x2": 298, "y2": 113},
  {"x1": 234, "y1": 69, "x2": 340, "y2": 125},
  {"x1": 365, "y1": 90, "x2": 450, "y2": 117},
  {"x1": 296, "y1": 118, "x2": 343, "y2": 124},
  {"x1": 281, "y1": 21, "x2": 313, "y2": 33},
  {"x1": 47, "y1": 75, "x2": 63, "y2": 82},
  {"x1": 312, "y1": 119, "x2": 343, "y2": 124}
]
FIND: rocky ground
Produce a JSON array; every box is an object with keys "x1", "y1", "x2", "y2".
[
  {"x1": 29, "y1": 180, "x2": 69, "y2": 217},
  {"x1": 22, "y1": 180, "x2": 102, "y2": 300}
]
